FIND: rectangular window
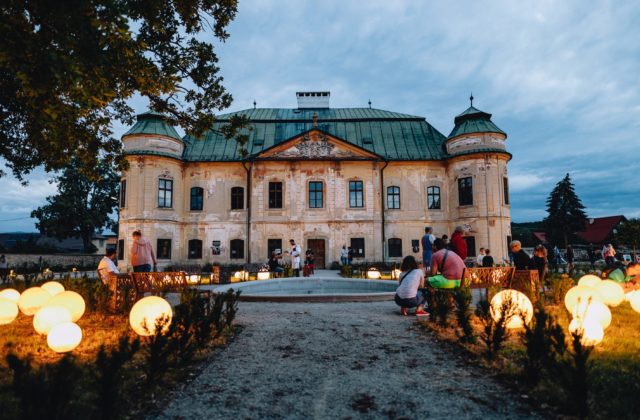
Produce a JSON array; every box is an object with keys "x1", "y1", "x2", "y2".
[
  {"x1": 119, "y1": 180, "x2": 126, "y2": 208},
  {"x1": 309, "y1": 181, "x2": 323, "y2": 208},
  {"x1": 349, "y1": 180, "x2": 363, "y2": 208},
  {"x1": 269, "y1": 182, "x2": 283, "y2": 209},
  {"x1": 230, "y1": 239, "x2": 245, "y2": 259},
  {"x1": 117, "y1": 239, "x2": 124, "y2": 260},
  {"x1": 190, "y1": 187, "x2": 204, "y2": 211},
  {"x1": 388, "y1": 238, "x2": 402, "y2": 258},
  {"x1": 231, "y1": 187, "x2": 244, "y2": 210},
  {"x1": 427, "y1": 186, "x2": 441, "y2": 209},
  {"x1": 157, "y1": 239, "x2": 172, "y2": 260},
  {"x1": 458, "y1": 177, "x2": 473, "y2": 206},
  {"x1": 387, "y1": 186, "x2": 400, "y2": 209},
  {"x1": 464, "y1": 236, "x2": 477, "y2": 258},
  {"x1": 158, "y1": 178, "x2": 173, "y2": 208},
  {"x1": 503, "y1": 177, "x2": 510, "y2": 205},
  {"x1": 188, "y1": 239, "x2": 203, "y2": 259},
  {"x1": 350, "y1": 238, "x2": 365, "y2": 258},
  {"x1": 267, "y1": 239, "x2": 282, "y2": 258}
]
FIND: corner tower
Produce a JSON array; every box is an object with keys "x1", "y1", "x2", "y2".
[{"x1": 445, "y1": 96, "x2": 511, "y2": 262}]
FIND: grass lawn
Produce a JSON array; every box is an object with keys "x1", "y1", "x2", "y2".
[{"x1": 421, "y1": 299, "x2": 640, "y2": 419}]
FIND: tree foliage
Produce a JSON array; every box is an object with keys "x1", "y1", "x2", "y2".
[
  {"x1": 543, "y1": 173, "x2": 588, "y2": 247},
  {"x1": 0, "y1": 0, "x2": 246, "y2": 181},
  {"x1": 31, "y1": 158, "x2": 119, "y2": 252},
  {"x1": 615, "y1": 218, "x2": 640, "y2": 250}
]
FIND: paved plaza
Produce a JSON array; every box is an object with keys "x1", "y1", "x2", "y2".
[{"x1": 158, "y1": 298, "x2": 540, "y2": 419}]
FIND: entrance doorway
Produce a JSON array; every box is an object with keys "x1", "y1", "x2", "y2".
[{"x1": 306, "y1": 239, "x2": 326, "y2": 269}]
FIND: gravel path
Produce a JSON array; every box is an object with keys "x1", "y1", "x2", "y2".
[{"x1": 158, "y1": 301, "x2": 540, "y2": 419}]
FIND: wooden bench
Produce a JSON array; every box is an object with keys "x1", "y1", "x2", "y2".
[{"x1": 460, "y1": 267, "x2": 515, "y2": 289}]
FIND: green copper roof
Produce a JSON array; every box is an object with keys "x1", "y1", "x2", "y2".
[
  {"x1": 182, "y1": 108, "x2": 448, "y2": 161},
  {"x1": 448, "y1": 106, "x2": 506, "y2": 139},
  {"x1": 123, "y1": 112, "x2": 183, "y2": 142}
]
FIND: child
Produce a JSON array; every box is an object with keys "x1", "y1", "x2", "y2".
[{"x1": 482, "y1": 249, "x2": 494, "y2": 267}]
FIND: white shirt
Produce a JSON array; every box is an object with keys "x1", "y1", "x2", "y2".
[
  {"x1": 97, "y1": 256, "x2": 119, "y2": 284},
  {"x1": 395, "y1": 269, "x2": 424, "y2": 299},
  {"x1": 476, "y1": 253, "x2": 485, "y2": 266},
  {"x1": 290, "y1": 244, "x2": 301, "y2": 269},
  {"x1": 340, "y1": 248, "x2": 349, "y2": 258}
]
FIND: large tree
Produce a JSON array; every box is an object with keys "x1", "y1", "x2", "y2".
[
  {"x1": 31, "y1": 158, "x2": 119, "y2": 252},
  {"x1": 543, "y1": 173, "x2": 588, "y2": 247},
  {"x1": 0, "y1": 0, "x2": 246, "y2": 181},
  {"x1": 615, "y1": 218, "x2": 640, "y2": 253}
]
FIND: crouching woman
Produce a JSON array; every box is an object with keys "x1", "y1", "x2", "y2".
[{"x1": 395, "y1": 255, "x2": 428, "y2": 316}]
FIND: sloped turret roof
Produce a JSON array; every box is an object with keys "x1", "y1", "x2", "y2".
[
  {"x1": 448, "y1": 106, "x2": 506, "y2": 139},
  {"x1": 123, "y1": 111, "x2": 183, "y2": 142}
]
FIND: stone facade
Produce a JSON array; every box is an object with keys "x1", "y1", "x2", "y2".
[{"x1": 118, "y1": 95, "x2": 512, "y2": 270}]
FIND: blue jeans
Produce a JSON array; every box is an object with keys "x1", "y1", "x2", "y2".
[
  {"x1": 394, "y1": 293, "x2": 425, "y2": 308},
  {"x1": 422, "y1": 250, "x2": 432, "y2": 269},
  {"x1": 341, "y1": 257, "x2": 348, "y2": 266},
  {"x1": 133, "y1": 264, "x2": 151, "y2": 273}
]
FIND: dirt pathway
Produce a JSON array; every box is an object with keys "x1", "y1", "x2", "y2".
[{"x1": 158, "y1": 301, "x2": 539, "y2": 419}]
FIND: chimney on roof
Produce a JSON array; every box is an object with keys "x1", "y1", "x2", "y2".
[{"x1": 296, "y1": 91, "x2": 330, "y2": 109}]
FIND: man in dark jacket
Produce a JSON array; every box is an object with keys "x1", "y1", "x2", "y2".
[
  {"x1": 511, "y1": 240, "x2": 532, "y2": 270},
  {"x1": 449, "y1": 226, "x2": 467, "y2": 261}
]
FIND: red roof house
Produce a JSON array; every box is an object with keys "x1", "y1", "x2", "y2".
[{"x1": 575, "y1": 215, "x2": 626, "y2": 246}]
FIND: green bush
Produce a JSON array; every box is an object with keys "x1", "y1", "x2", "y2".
[
  {"x1": 521, "y1": 304, "x2": 566, "y2": 385},
  {"x1": 476, "y1": 296, "x2": 514, "y2": 359},
  {"x1": 547, "y1": 275, "x2": 575, "y2": 305}
]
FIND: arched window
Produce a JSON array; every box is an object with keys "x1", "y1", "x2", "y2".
[
  {"x1": 427, "y1": 186, "x2": 441, "y2": 209},
  {"x1": 388, "y1": 238, "x2": 402, "y2": 258},
  {"x1": 387, "y1": 186, "x2": 400, "y2": 209},
  {"x1": 190, "y1": 187, "x2": 203, "y2": 211},
  {"x1": 230, "y1": 239, "x2": 245, "y2": 259},
  {"x1": 188, "y1": 239, "x2": 202, "y2": 259},
  {"x1": 231, "y1": 187, "x2": 244, "y2": 210}
]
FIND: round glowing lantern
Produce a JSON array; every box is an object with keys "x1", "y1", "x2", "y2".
[
  {"x1": 568, "y1": 318, "x2": 604, "y2": 347},
  {"x1": 41, "y1": 281, "x2": 65, "y2": 296},
  {"x1": 490, "y1": 289, "x2": 534, "y2": 329},
  {"x1": 572, "y1": 298, "x2": 611, "y2": 330},
  {"x1": 18, "y1": 287, "x2": 51, "y2": 316},
  {"x1": 0, "y1": 288, "x2": 20, "y2": 303},
  {"x1": 0, "y1": 298, "x2": 19, "y2": 325},
  {"x1": 367, "y1": 268, "x2": 381, "y2": 279},
  {"x1": 564, "y1": 285, "x2": 603, "y2": 312},
  {"x1": 629, "y1": 292, "x2": 640, "y2": 313},
  {"x1": 188, "y1": 274, "x2": 201, "y2": 284},
  {"x1": 47, "y1": 322, "x2": 82, "y2": 353},
  {"x1": 257, "y1": 271, "x2": 270, "y2": 280},
  {"x1": 129, "y1": 296, "x2": 173, "y2": 336},
  {"x1": 33, "y1": 305, "x2": 72, "y2": 335},
  {"x1": 594, "y1": 280, "x2": 625, "y2": 307},
  {"x1": 577, "y1": 274, "x2": 601, "y2": 288},
  {"x1": 47, "y1": 291, "x2": 86, "y2": 322}
]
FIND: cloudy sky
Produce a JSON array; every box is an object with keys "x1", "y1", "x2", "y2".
[{"x1": 1, "y1": 0, "x2": 639, "y2": 232}]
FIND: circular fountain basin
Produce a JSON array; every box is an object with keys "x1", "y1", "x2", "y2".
[{"x1": 209, "y1": 277, "x2": 397, "y2": 302}]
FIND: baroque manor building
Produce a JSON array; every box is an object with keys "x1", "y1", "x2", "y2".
[{"x1": 117, "y1": 92, "x2": 512, "y2": 270}]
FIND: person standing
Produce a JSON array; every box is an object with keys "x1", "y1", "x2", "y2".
[
  {"x1": 603, "y1": 244, "x2": 616, "y2": 268},
  {"x1": 130, "y1": 230, "x2": 157, "y2": 273},
  {"x1": 587, "y1": 245, "x2": 596, "y2": 270},
  {"x1": 565, "y1": 245, "x2": 575, "y2": 273},
  {"x1": 97, "y1": 248, "x2": 120, "y2": 284},
  {"x1": 340, "y1": 245, "x2": 349, "y2": 266},
  {"x1": 305, "y1": 249, "x2": 315, "y2": 275},
  {"x1": 289, "y1": 239, "x2": 301, "y2": 277},
  {"x1": 532, "y1": 245, "x2": 548, "y2": 283},
  {"x1": 511, "y1": 240, "x2": 533, "y2": 270},
  {"x1": 544, "y1": 241, "x2": 556, "y2": 272},
  {"x1": 482, "y1": 249, "x2": 494, "y2": 267},
  {"x1": 421, "y1": 227, "x2": 436, "y2": 273},
  {"x1": 347, "y1": 247, "x2": 354, "y2": 265},
  {"x1": 0, "y1": 255, "x2": 8, "y2": 283},
  {"x1": 449, "y1": 226, "x2": 467, "y2": 261},
  {"x1": 476, "y1": 247, "x2": 486, "y2": 267}
]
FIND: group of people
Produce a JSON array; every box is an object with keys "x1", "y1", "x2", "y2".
[
  {"x1": 339, "y1": 246, "x2": 354, "y2": 266},
  {"x1": 268, "y1": 239, "x2": 315, "y2": 277},
  {"x1": 396, "y1": 235, "x2": 467, "y2": 316},
  {"x1": 420, "y1": 226, "x2": 467, "y2": 272},
  {"x1": 97, "y1": 230, "x2": 156, "y2": 284}
]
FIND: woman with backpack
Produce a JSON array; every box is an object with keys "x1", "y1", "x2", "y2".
[{"x1": 394, "y1": 255, "x2": 428, "y2": 316}]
